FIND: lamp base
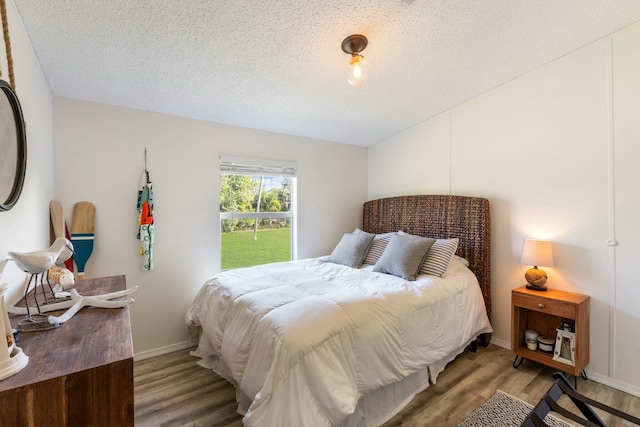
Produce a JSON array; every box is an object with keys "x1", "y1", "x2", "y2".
[{"x1": 526, "y1": 283, "x2": 548, "y2": 291}]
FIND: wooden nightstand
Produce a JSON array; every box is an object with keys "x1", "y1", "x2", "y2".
[{"x1": 511, "y1": 286, "x2": 589, "y2": 378}]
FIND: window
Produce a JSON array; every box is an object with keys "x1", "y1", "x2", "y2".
[{"x1": 219, "y1": 156, "x2": 297, "y2": 270}]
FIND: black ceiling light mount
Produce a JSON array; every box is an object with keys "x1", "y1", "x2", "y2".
[
  {"x1": 341, "y1": 34, "x2": 368, "y2": 56},
  {"x1": 341, "y1": 34, "x2": 368, "y2": 86}
]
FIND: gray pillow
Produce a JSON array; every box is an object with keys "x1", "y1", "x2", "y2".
[
  {"x1": 373, "y1": 233, "x2": 436, "y2": 281},
  {"x1": 326, "y1": 231, "x2": 375, "y2": 268}
]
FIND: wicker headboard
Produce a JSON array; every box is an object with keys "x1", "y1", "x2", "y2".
[{"x1": 362, "y1": 195, "x2": 491, "y2": 322}]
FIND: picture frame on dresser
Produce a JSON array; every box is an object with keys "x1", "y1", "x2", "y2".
[{"x1": 553, "y1": 328, "x2": 576, "y2": 366}]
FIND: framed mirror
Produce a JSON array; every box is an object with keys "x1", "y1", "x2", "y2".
[{"x1": 0, "y1": 79, "x2": 26, "y2": 212}]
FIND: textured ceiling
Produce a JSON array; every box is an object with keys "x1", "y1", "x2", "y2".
[{"x1": 12, "y1": 1, "x2": 640, "y2": 146}]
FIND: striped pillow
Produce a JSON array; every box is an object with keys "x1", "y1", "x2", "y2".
[
  {"x1": 362, "y1": 232, "x2": 396, "y2": 265},
  {"x1": 419, "y1": 238, "x2": 460, "y2": 277}
]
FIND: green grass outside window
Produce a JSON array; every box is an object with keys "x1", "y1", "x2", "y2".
[{"x1": 221, "y1": 228, "x2": 291, "y2": 270}]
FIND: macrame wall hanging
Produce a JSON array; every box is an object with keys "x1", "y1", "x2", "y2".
[
  {"x1": 0, "y1": 0, "x2": 15, "y2": 89},
  {"x1": 137, "y1": 148, "x2": 154, "y2": 270}
]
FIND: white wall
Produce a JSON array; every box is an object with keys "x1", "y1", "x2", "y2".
[
  {"x1": 369, "y1": 22, "x2": 640, "y2": 395},
  {"x1": 53, "y1": 98, "x2": 368, "y2": 356},
  {"x1": 0, "y1": 0, "x2": 53, "y2": 303}
]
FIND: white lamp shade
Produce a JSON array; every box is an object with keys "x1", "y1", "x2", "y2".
[{"x1": 520, "y1": 239, "x2": 554, "y2": 267}]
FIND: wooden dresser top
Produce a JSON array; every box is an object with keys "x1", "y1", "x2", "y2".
[{"x1": 0, "y1": 275, "x2": 133, "y2": 391}]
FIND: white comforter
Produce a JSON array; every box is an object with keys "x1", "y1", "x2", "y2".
[{"x1": 185, "y1": 257, "x2": 492, "y2": 427}]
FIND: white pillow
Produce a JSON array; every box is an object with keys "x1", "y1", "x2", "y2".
[
  {"x1": 443, "y1": 254, "x2": 470, "y2": 275},
  {"x1": 453, "y1": 254, "x2": 470, "y2": 267}
]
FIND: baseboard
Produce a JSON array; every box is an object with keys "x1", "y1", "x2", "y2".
[
  {"x1": 490, "y1": 337, "x2": 510, "y2": 349},
  {"x1": 586, "y1": 371, "x2": 640, "y2": 398},
  {"x1": 489, "y1": 337, "x2": 640, "y2": 398},
  {"x1": 134, "y1": 339, "x2": 197, "y2": 362}
]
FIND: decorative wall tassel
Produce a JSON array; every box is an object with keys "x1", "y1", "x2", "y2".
[{"x1": 137, "y1": 148, "x2": 154, "y2": 270}]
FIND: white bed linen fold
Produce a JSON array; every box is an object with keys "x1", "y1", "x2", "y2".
[{"x1": 185, "y1": 257, "x2": 492, "y2": 427}]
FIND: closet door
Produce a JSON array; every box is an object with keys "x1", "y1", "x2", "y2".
[{"x1": 612, "y1": 22, "x2": 640, "y2": 387}]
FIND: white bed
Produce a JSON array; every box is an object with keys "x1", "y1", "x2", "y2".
[{"x1": 185, "y1": 195, "x2": 493, "y2": 427}]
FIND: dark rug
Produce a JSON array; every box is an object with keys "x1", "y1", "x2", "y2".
[{"x1": 457, "y1": 390, "x2": 574, "y2": 427}]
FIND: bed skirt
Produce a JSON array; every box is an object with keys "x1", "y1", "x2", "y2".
[
  {"x1": 340, "y1": 340, "x2": 472, "y2": 427},
  {"x1": 192, "y1": 336, "x2": 473, "y2": 427}
]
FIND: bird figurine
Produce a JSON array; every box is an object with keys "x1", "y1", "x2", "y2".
[
  {"x1": 8, "y1": 237, "x2": 75, "y2": 320},
  {"x1": 9, "y1": 237, "x2": 74, "y2": 274}
]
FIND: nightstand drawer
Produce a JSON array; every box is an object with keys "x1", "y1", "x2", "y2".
[{"x1": 513, "y1": 292, "x2": 576, "y2": 319}]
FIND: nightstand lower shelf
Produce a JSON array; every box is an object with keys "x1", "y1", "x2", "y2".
[{"x1": 512, "y1": 347, "x2": 587, "y2": 376}]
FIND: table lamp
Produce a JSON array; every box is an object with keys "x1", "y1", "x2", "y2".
[{"x1": 520, "y1": 239, "x2": 554, "y2": 291}]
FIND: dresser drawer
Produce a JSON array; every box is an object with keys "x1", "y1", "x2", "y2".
[{"x1": 513, "y1": 292, "x2": 576, "y2": 319}]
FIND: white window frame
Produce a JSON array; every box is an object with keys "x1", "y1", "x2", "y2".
[{"x1": 219, "y1": 155, "x2": 297, "y2": 262}]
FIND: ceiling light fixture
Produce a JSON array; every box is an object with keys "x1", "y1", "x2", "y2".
[{"x1": 341, "y1": 34, "x2": 368, "y2": 86}]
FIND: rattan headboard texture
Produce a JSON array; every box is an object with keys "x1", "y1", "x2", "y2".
[{"x1": 362, "y1": 195, "x2": 491, "y2": 322}]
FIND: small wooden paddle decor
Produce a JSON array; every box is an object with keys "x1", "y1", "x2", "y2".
[
  {"x1": 49, "y1": 200, "x2": 64, "y2": 239},
  {"x1": 49, "y1": 200, "x2": 74, "y2": 272},
  {"x1": 71, "y1": 201, "x2": 95, "y2": 279}
]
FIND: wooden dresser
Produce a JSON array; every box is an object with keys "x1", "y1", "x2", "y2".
[{"x1": 0, "y1": 275, "x2": 134, "y2": 426}]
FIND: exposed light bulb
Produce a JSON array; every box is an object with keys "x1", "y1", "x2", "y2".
[{"x1": 348, "y1": 54, "x2": 366, "y2": 86}]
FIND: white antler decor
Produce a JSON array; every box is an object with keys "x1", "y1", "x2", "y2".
[{"x1": 7, "y1": 286, "x2": 137, "y2": 325}]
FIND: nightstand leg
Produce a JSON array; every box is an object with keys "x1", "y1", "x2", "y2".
[
  {"x1": 513, "y1": 355, "x2": 524, "y2": 369},
  {"x1": 569, "y1": 371, "x2": 588, "y2": 390}
]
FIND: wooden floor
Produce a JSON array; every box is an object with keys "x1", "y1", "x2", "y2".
[{"x1": 134, "y1": 344, "x2": 640, "y2": 426}]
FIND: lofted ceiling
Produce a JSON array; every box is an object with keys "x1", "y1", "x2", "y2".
[{"x1": 12, "y1": 1, "x2": 640, "y2": 147}]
